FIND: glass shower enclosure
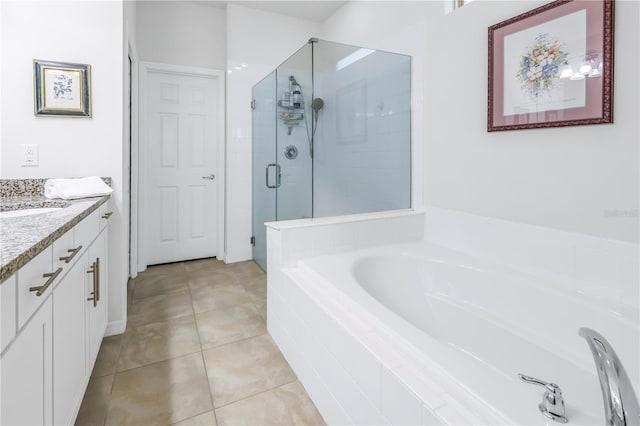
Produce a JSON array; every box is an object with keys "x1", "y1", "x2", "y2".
[{"x1": 252, "y1": 39, "x2": 411, "y2": 271}]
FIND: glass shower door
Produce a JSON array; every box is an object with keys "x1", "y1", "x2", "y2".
[{"x1": 252, "y1": 71, "x2": 277, "y2": 271}]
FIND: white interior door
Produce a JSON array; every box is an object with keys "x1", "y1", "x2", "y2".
[{"x1": 144, "y1": 67, "x2": 221, "y2": 265}]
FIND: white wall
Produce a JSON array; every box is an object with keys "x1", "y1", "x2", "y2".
[
  {"x1": 0, "y1": 1, "x2": 127, "y2": 331},
  {"x1": 225, "y1": 4, "x2": 319, "y2": 262},
  {"x1": 426, "y1": 0, "x2": 638, "y2": 243},
  {"x1": 135, "y1": 1, "x2": 226, "y2": 70},
  {"x1": 321, "y1": 0, "x2": 639, "y2": 243}
]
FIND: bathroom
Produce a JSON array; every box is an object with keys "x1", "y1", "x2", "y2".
[{"x1": 0, "y1": 0, "x2": 638, "y2": 425}]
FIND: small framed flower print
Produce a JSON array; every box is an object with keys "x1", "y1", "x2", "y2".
[
  {"x1": 488, "y1": 0, "x2": 614, "y2": 131},
  {"x1": 34, "y1": 60, "x2": 91, "y2": 117}
]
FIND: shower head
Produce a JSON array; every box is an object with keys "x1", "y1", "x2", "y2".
[{"x1": 312, "y1": 98, "x2": 324, "y2": 111}]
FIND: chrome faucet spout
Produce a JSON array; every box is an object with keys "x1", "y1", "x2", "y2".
[{"x1": 579, "y1": 328, "x2": 640, "y2": 426}]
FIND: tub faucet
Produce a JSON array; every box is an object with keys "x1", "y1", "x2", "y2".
[{"x1": 579, "y1": 328, "x2": 640, "y2": 426}]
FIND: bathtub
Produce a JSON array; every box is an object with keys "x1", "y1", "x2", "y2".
[{"x1": 270, "y1": 240, "x2": 639, "y2": 425}]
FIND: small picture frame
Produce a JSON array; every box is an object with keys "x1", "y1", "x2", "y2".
[
  {"x1": 34, "y1": 60, "x2": 91, "y2": 117},
  {"x1": 488, "y1": 0, "x2": 614, "y2": 131}
]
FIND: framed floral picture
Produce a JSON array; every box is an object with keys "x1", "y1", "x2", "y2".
[
  {"x1": 488, "y1": 0, "x2": 614, "y2": 131},
  {"x1": 34, "y1": 60, "x2": 91, "y2": 117}
]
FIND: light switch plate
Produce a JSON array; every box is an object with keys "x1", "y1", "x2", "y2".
[{"x1": 21, "y1": 144, "x2": 38, "y2": 166}]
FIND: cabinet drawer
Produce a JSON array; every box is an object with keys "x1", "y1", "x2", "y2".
[
  {"x1": 98, "y1": 199, "x2": 113, "y2": 231},
  {"x1": 17, "y1": 246, "x2": 55, "y2": 328},
  {"x1": 75, "y1": 209, "x2": 99, "y2": 252},
  {"x1": 1, "y1": 274, "x2": 17, "y2": 352},
  {"x1": 52, "y1": 228, "x2": 81, "y2": 279}
]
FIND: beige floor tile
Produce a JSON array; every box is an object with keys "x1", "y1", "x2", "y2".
[
  {"x1": 196, "y1": 304, "x2": 266, "y2": 350},
  {"x1": 241, "y1": 275, "x2": 267, "y2": 300},
  {"x1": 118, "y1": 315, "x2": 201, "y2": 372},
  {"x1": 185, "y1": 258, "x2": 227, "y2": 273},
  {"x1": 171, "y1": 410, "x2": 217, "y2": 426},
  {"x1": 141, "y1": 262, "x2": 186, "y2": 277},
  {"x1": 133, "y1": 273, "x2": 188, "y2": 300},
  {"x1": 215, "y1": 381, "x2": 325, "y2": 426},
  {"x1": 75, "y1": 374, "x2": 114, "y2": 426},
  {"x1": 188, "y1": 267, "x2": 238, "y2": 284},
  {"x1": 203, "y1": 333, "x2": 297, "y2": 408},
  {"x1": 191, "y1": 283, "x2": 259, "y2": 314},
  {"x1": 92, "y1": 334, "x2": 122, "y2": 377},
  {"x1": 128, "y1": 288, "x2": 193, "y2": 327},
  {"x1": 106, "y1": 352, "x2": 212, "y2": 425},
  {"x1": 254, "y1": 300, "x2": 267, "y2": 321},
  {"x1": 188, "y1": 272, "x2": 238, "y2": 293},
  {"x1": 229, "y1": 261, "x2": 264, "y2": 280}
]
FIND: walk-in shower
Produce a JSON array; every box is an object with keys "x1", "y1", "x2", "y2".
[{"x1": 252, "y1": 38, "x2": 412, "y2": 270}]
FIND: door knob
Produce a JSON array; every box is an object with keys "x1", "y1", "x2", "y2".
[{"x1": 202, "y1": 174, "x2": 215, "y2": 180}]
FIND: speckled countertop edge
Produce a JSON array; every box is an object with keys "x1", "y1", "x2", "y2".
[{"x1": 0, "y1": 195, "x2": 110, "y2": 283}]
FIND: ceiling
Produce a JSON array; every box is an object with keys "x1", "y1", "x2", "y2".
[{"x1": 191, "y1": 1, "x2": 347, "y2": 23}]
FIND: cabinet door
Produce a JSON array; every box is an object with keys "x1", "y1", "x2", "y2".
[
  {"x1": 1, "y1": 297, "x2": 53, "y2": 426},
  {"x1": 53, "y1": 252, "x2": 87, "y2": 425},
  {"x1": 87, "y1": 229, "x2": 108, "y2": 366}
]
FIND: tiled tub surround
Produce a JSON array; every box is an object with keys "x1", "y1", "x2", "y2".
[
  {"x1": 267, "y1": 209, "x2": 639, "y2": 425},
  {"x1": 0, "y1": 178, "x2": 111, "y2": 282}
]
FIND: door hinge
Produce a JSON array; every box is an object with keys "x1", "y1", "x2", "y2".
[
  {"x1": 250, "y1": 236, "x2": 256, "y2": 247},
  {"x1": 251, "y1": 99, "x2": 256, "y2": 110}
]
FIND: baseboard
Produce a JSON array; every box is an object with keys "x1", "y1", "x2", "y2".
[{"x1": 105, "y1": 319, "x2": 126, "y2": 336}]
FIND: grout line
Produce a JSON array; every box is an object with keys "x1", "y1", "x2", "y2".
[
  {"x1": 102, "y1": 325, "x2": 127, "y2": 425},
  {"x1": 212, "y1": 378, "x2": 299, "y2": 410},
  {"x1": 168, "y1": 409, "x2": 214, "y2": 426},
  {"x1": 113, "y1": 348, "x2": 203, "y2": 375},
  {"x1": 186, "y1": 266, "x2": 220, "y2": 426}
]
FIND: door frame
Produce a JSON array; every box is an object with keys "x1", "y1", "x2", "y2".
[
  {"x1": 127, "y1": 40, "x2": 139, "y2": 279},
  {"x1": 138, "y1": 62, "x2": 226, "y2": 271}
]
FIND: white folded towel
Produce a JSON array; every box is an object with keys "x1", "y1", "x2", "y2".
[{"x1": 44, "y1": 176, "x2": 114, "y2": 200}]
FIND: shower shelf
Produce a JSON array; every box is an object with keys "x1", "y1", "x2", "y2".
[
  {"x1": 277, "y1": 100, "x2": 304, "y2": 110},
  {"x1": 279, "y1": 111, "x2": 304, "y2": 126}
]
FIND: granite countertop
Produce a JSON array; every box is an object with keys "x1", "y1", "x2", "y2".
[{"x1": 0, "y1": 195, "x2": 110, "y2": 283}]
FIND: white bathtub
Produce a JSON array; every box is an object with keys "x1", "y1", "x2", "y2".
[{"x1": 274, "y1": 241, "x2": 639, "y2": 425}]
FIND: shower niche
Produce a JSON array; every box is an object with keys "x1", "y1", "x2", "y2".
[{"x1": 252, "y1": 38, "x2": 411, "y2": 270}]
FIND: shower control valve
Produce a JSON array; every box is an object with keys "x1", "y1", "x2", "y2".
[{"x1": 284, "y1": 145, "x2": 298, "y2": 160}]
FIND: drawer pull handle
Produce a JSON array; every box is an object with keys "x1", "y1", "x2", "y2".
[
  {"x1": 95, "y1": 257, "x2": 101, "y2": 303},
  {"x1": 59, "y1": 245, "x2": 83, "y2": 263},
  {"x1": 29, "y1": 267, "x2": 63, "y2": 296},
  {"x1": 101, "y1": 212, "x2": 113, "y2": 219},
  {"x1": 87, "y1": 261, "x2": 97, "y2": 307}
]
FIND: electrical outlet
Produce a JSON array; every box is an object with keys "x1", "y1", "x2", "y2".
[{"x1": 21, "y1": 144, "x2": 39, "y2": 167}]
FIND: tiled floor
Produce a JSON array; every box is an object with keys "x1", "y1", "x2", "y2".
[{"x1": 75, "y1": 259, "x2": 325, "y2": 426}]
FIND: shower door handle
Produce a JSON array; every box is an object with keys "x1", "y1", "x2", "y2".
[{"x1": 265, "y1": 164, "x2": 282, "y2": 189}]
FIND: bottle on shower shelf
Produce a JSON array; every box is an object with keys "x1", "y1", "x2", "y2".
[
  {"x1": 281, "y1": 91, "x2": 291, "y2": 107},
  {"x1": 292, "y1": 89, "x2": 302, "y2": 108}
]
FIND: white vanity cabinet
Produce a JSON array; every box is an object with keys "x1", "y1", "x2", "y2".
[
  {"x1": 86, "y1": 227, "x2": 108, "y2": 368},
  {"x1": 52, "y1": 250, "x2": 89, "y2": 426},
  {"x1": 1, "y1": 295, "x2": 53, "y2": 426},
  {"x1": 0, "y1": 200, "x2": 112, "y2": 426},
  {"x1": 0, "y1": 274, "x2": 17, "y2": 352}
]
